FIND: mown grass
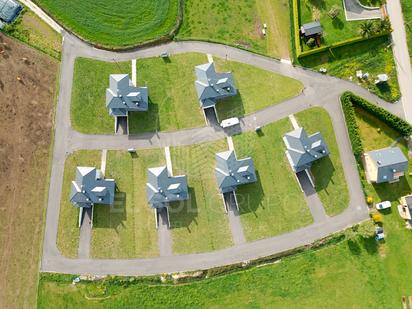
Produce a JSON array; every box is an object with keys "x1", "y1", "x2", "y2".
[
  {"x1": 296, "y1": 107, "x2": 350, "y2": 216},
  {"x1": 299, "y1": 0, "x2": 362, "y2": 47},
  {"x1": 71, "y1": 54, "x2": 303, "y2": 134},
  {"x1": 401, "y1": 0, "x2": 412, "y2": 62},
  {"x1": 3, "y1": 7, "x2": 61, "y2": 59},
  {"x1": 38, "y1": 212, "x2": 412, "y2": 308},
  {"x1": 299, "y1": 36, "x2": 400, "y2": 102},
  {"x1": 169, "y1": 140, "x2": 233, "y2": 253},
  {"x1": 176, "y1": 0, "x2": 291, "y2": 59},
  {"x1": 91, "y1": 150, "x2": 163, "y2": 258},
  {"x1": 214, "y1": 57, "x2": 303, "y2": 120},
  {"x1": 34, "y1": 0, "x2": 179, "y2": 48},
  {"x1": 56, "y1": 150, "x2": 101, "y2": 258},
  {"x1": 354, "y1": 108, "x2": 412, "y2": 203},
  {"x1": 233, "y1": 118, "x2": 312, "y2": 241}
]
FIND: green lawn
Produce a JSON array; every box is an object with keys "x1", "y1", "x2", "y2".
[
  {"x1": 169, "y1": 140, "x2": 233, "y2": 254},
  {"x1": 299, "y1": 0, "x2": 362, "y2": 48},
  {"x1": 37, "y1": 212, "x2": 412, "y2": 308},
  {"x1": 295, "y1": 107, "x2": 350, "y2": 216},
  {"x1": 91, "y1": 150, "x2": 163, "y2": 259},
  {"x1": 3, "y1": 7, "x2": 61, "y2": 59},
  {"x1": 354, "y1": 108, "x2": 412, "y2": 203},
  {"x1": 176, "y1": 0, "x2": 291, "y2": 59},
  {"x1": 299, "y1": 36, "x2": 400, "y2": 102},
  {"x1": 71, "y1": 54, "x2": 303, "y2": 134},
  {"x1": 401, "y1": 0, "x2": 412, "y2": 62},
  {"x1": 71, "y1": 58, "x2": 131, "y2": 134},
  {"x1": 233, "y1": 118, "x2": 312, "y2": 241},
  {"x1": 57, "y1": 150, "x2": 101, "y2": 258},
  {"x1": 33, "y1": 0, "x2": 179, "y2": 48},
  {"x1": 214, "y1": 58, "x2": 303, "y2": 120}
]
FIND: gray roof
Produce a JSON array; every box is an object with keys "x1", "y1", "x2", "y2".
[
  {"x1": 283, "y1": 127, "x2": 329, "y2": 173},
  {"x1": 0, "y1": 0, "x2": 21, "y2": 23},
  {"x1": 70, "y1": 167, "x2": 115, "y2": 208},
  {"x1": 215, "y1": 150, "x2": 257, "y2": 193},
  {"x1": 146, "y1": 166, "x2": 189, "y2": 209},
  {"x1": 367, "y1": 147, "x2": 408, "y2": 183},
  {"x1": 195, "y1": 63, "x2": 237, "y2": 108},
  {"x1": 106, "y1": 74, "x2": 148, "y2": 117},
  {"x1": 301, "y1": 21, "x2": 323, "y2": 36}
]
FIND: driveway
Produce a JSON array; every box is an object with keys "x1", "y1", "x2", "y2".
[
  {"x1": 343, "y1": 0, "x2": 382, "y2": 21},
  {"x1": 39, "y1": 31, "x2": 402, "y2": 276}
]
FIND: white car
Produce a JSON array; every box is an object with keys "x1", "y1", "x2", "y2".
[
  {"x1": 375, "y1": 201, "x2": 391, "y2": 210},
  {"x1": 220, "y1": 117, "x2": 240, "y2": 128}
]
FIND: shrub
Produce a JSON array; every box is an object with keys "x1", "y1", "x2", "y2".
[
  {"x1": 342, "y1": 92, "x2": 412, "y2": 136},
  {"x1": 340, "y1": 93, "x2": 364, "y2": 158},
  {"x1": 367, "y1": 196, "x2": 374, "y2": 204},
  {"x1": 372, "y1": 212, "x2": 383, "y2": 223},
  {"x1": 306, "y1": 38, "x2": 316, "y2": 48}
]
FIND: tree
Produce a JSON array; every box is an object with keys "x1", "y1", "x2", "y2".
[
  {"x1": 372, "y1": 212, "x2": 383, "y2": 223},
  {"x1": 379, "y1": 17, "x2": 392, "y2": 33},
  {"x1": 328, "y1": 5, "x2": 340, "y2": 19},
  {"x1": 359, "y1": 20, "x2": 374, "y2": 37}
]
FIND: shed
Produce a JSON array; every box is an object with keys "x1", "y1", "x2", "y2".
[{"x1": 300, "y1": 21, "x2": 323, "y2": 38}]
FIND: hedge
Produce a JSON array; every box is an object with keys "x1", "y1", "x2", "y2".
[
  {"x1": 340, "y1": 93, "x2": 364, "y2": 158},
  {"x1": 342, "y1": 91, "x2": 412, "y2": 136}
]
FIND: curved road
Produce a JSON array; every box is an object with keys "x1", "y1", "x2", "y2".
[{"x1": 41, "y1": 32, "x2": 404, "y2": 276}]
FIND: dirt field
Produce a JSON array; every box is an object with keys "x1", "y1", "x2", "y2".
[{"x1": 0, "y1": 34, "x2": 58, "y2": 308}]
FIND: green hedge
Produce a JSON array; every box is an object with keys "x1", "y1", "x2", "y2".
[
  {"x1": 340, "y1": 93, "x2": 364, "y2": 158},
  {"x1": 342, "y1": 91, "x2": 412, "y2": 136}
]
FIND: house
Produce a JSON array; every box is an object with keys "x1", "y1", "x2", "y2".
[
  {"x1": 398, "y1": 195, "x2": 412, "y2": 228},
  {"x1": 215, "y1": 150, "x2": 257, "y2": 194},
  {"x1": 283, "y1": 127, "x2": 329, "y2": 173},
  {"x1": 0, "y1": 0, "x2": 22, "y2": 28},
  {"x1": 70, "y1": 167, "x2": 115, "y2": 208},
  {"x1": 146, "y1": 166, "x2": 189, "y2": 209},
  {"x1": 300, "y1": 21, "x2": 323, "y2": 39},
  {"x1": 106, "y1": 74, "x2": 148, "y2": 134},
  {"x1": 363, "y1": 147, "x2": 408, "y2": 184},
  {"x1": 195, "y1": 62, "x2": 237, "y2": 122}
]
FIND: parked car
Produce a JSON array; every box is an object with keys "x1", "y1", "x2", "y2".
[
  {"x1": 375, "y1": 201, "x2": 391, "y2": 210},
  {"x1": 221, "y1": 117, "x2": 240, "y2": 128},
  {"x1": 375, "y1": 226, "x2": 384, "y2": 241}
]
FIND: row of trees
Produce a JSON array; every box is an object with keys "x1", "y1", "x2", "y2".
[{"x1": 359, "y1": 17, "x2": 392, "y2": 37}]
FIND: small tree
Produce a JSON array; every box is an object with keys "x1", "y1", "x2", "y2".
[
  {"x1": 379, "y1": 17, "x2": 392, "y2": 33},
  {"x1": 372, "y1": 212, "x2": 383, "y2": 223},
  {"x1": 357, "y1": 220, "x2": 376, "y2": 238},
  {"x1": 367, "y1": 196, "x2": 374, "y2": 205},
  {"x1": 328, "y1": 5, "x2": 340, "y2": 19},
  {"x1": 359, "y1": 20, "x2": 374, "y2": 37},
  {"x1": 306, "y1": 38, "x2": 316, "y2": 48},
  {"x1": 344, "y1": 226, "x2": 357, "y2": 241}
]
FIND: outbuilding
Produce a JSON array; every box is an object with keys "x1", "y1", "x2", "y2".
[{"x1": 0, "y1": 0, "x2": 22, "y2": 28}]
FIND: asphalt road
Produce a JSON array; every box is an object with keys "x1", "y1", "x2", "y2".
[{"x1": 40, "y1": 32, "x2": 403, "y2": 276}]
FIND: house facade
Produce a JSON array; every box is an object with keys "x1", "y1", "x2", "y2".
[
  {"x1": 215, "y1": 150, "x2": 257, "y2": 193},
  {"x1": 146, "y1": 166, "x2": 189, "y2": 209},
  {"x1": 364, "y1": 147, "x2": 408, "y2": 183},
  {"x1": 70, "y1": 167, "x2": 116, "y2": 208}
]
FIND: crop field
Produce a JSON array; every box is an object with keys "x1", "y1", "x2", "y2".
[
  {"x1": 0, "y1": 34, "x2": 58, "y2": 308},
  {"x1": 34, "y1": 0, "x2": 179, "y2": 48}
]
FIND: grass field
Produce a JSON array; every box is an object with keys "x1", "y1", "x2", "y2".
[
  {"x1": 299, "y1": 36, "x2": 400, "y2": 102},
  {"x1": 299, "y1": 0, "x2": 362, "y2": 48},
  {"x1": 71, "y1": 54, "x2": 303, "y2": 134},
  {"x1": 233, "y1": 118, "x2": 313, "y2": 241},
  {"x1": 3, "y1": 7, "x2": 61, "y2": 59},
  {"x1": 295, "y1": 107, "x2": 350, "y2": 216},
  {"x1": 214, "y1": 58, "x2": 303, "y2": 120},
  {"x1": 354, "y1": 108, "x2": 412, "y2": 203},
  {"x1": 71, "y1": 58, "x2": 130, "y2": 134},
  {"x1": 169, "y1": 140, "x2": 233, "y2": 253},
  {"x1": 37, "y1": 212, "x2": 412, "y2": 308},
  {"x1": 176, "y1": 0, "x2": 291, "y2": 59},
  {"x1": 34, "y1": 0, "x2": 179, "y2": 48},
  {"x1": 91, "y1": 150, "x2": 163, "y2": 258},
  {"x1": 56, "y1": 150, "x2": 101, "y2": 258},
  {"x1": 401, "y1": 0, "x2": 412, "y2": 62}
]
